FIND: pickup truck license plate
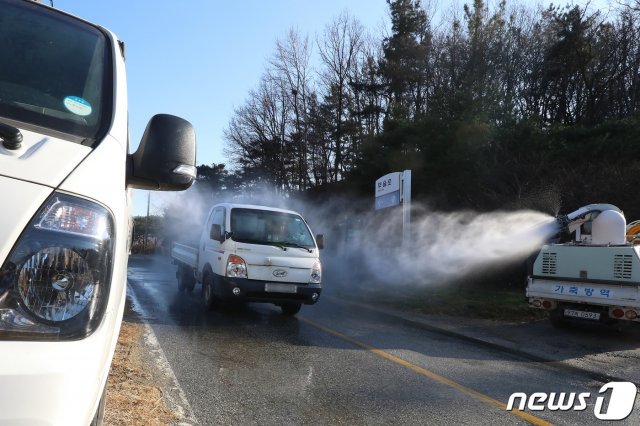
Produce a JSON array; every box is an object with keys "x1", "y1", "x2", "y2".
[
  {"x1": 265, "y1": 283, "x2": 297, "y2": 294},
  {"x1": 564, "y1": 309, "x2": 600, "y2": 320}
]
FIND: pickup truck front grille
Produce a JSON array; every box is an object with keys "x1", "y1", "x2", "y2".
[
  {"x1": 613, "y1": 254, "x2": 633, "y2": 279},
  {"x1": 541, "y1": 252, "x2": 557, "y2": 275}
]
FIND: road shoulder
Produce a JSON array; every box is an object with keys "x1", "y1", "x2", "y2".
[
  {"x1": 105, "y1": 321, "x2": 179, "y2": 425},
  {"x1": 105, "y1": 285, "x2": 199, "y2": 425},
  {"x1": 331, "y1": 296, "x2": 640, "y2": 385}
]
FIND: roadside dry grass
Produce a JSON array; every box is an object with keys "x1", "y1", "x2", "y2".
[
  {"x1": 105, "y1": 321, "x2": 178, "y2": 426},
  {"x1": 355, "y1": 286, "x2": 547, "y2": 322}
]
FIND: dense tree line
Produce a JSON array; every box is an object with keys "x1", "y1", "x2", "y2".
[{"x1": 219, "y1": 0, "x2": 640, "y2": 217}]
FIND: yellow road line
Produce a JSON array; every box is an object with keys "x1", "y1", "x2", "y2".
[{"x1": 299, "y1": 316, "x2": 553, "y2": 426}]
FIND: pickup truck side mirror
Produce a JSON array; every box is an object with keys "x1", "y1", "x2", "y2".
[
  {"x1": 316, "y1": 234, "x2": 324, "y2": 250},
  {"x1": 210, "y1": 224, "x2": 224, "y2": 243},
  {"x1": 127, "y1": 114, "x2": 196, "y2": 190}
]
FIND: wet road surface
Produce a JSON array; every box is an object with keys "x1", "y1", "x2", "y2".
[{"x1": 127, "y1": 255, "x2": 640, "y2": 425}]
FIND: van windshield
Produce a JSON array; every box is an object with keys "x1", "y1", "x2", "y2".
[
  {"x1": 230, "y1": 208, "x2": 315, "y2": 249},
  {"x1": 0, "y1": 0, "x2": 112, "y2": 143}
]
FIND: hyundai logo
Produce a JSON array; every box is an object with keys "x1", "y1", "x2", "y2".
[{"x1": 273, "y1": 269, "x2": 288, "y2": 278}]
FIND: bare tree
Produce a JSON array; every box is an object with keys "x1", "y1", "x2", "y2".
[
  {"x1": 270, "y1": 29, "x2": 314, "y2": 189},
  {"x1": 224, "y1": 75, "x2": 292, "y2": 192},
  {"x1": 317, "y1": 12, "x2": 365, "y2": 181}
]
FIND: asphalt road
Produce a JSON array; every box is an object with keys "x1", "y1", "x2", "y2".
[{"x1": 126, "y1": 255, "x2": 640, "y2": 425}]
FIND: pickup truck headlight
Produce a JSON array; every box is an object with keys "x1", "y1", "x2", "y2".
[
  {"x1": 309, "y1": 261, "x2": 321, "y2": 284},
  {"x1": 0, "y1": 193, "x2": 114, "y2": 340},
  {"x1": 226, "y1": 254, "x2": 247, "y2": 278}
]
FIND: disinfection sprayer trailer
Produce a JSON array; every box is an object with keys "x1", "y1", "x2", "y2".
[{"x1": 527, "y1": 204, "x2": 640, "y2": 326}]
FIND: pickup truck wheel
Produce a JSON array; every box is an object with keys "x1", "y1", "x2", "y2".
[
  {"x1": 183, "y1": 267, "x2": 196, "y2": 293},
  {"x1": 177, "y1": 268, "x2": 186, "y2": 292},
  {"x1": 281, "y1": 303, "x2": 301, "y2": 316},
  {"x1": 177, "y1": 266, "x2": 196, "y2": 293},
  {"x1": 202, "y1": 273, "x2": 217, "y2": 310}
]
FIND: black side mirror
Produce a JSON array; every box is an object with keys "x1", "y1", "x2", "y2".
[
  {"x1": 127, "y1": 114, "x2": 196, "y2": 190},
  {"x1": 210, "y1": 224, "x2": 224, "y2": 242},
  {"x1": 316, "y1": 234, "x2": 324, "y2": 250}
]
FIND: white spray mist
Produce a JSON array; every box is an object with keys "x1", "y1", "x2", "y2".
[
  {"x1": 296, "y1": 198, "x2": 559, "y2": 287},
  {"x1": 160, "y1": 185, "x2": 559, "y2": 287},
  {"x1": 358, "y1": 208, "x2": 558, "y2": 285},
  {"x1": 160, "y1": 181, "x2": 294, "y2": 246}
]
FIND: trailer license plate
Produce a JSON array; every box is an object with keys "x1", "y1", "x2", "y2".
[
  {"x1": 265, "y1": 283, "x2": 297, "y2": 294},
  {"x1": 564, "y1": 309, "x2": 600, "y2": 320}
]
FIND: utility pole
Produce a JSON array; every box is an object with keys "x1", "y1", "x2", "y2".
[{"x1": 144, "y1": 191, "x2": 150, "y2": 253}]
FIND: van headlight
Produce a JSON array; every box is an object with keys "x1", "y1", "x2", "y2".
[{"x1": 0, "y1": 193, "x2": 114, "y2": 340}]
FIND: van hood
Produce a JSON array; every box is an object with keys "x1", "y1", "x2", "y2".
[
  {"x1": 0, "y1": 127, "x2": 91, "y2": 188},
  {"x1": 0, "y1": 175, "x2": 53, "y2": 265}
]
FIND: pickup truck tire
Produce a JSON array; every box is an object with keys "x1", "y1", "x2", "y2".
[
  {"x1": 281, "y1": 303, "x2": 301, "y2": 316},
  {"x1": 202, "y1": 271, "x2": 218, "y2": 310},
  {"x1": 176, "y1": 268, "x2": 185, "y2": 292},
  {"x1": 177, "y1": 265, "x2": 196, "y2": 293}
]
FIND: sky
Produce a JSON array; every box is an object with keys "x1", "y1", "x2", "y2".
[{"x1": 54, "y1": 0, "x2": 613, "y2": 216}]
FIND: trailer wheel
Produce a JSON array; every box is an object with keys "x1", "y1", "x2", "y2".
[
  {"x1": 202, "y1": 272, "x2": 218, "y2": 310},
  {"x1": 281, "y1": 303, "x2": 301, "y2": 316}
]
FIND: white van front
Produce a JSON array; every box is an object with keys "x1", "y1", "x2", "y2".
[
  {"x1": 0, "y1": 1, "x2": 196, "y2": 424},
  {"x1": 0, "y1": 3, "x2": 127, "y2": 424}
]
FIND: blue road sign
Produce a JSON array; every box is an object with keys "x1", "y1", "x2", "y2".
[{"x1": 375, "y1": 190, "x2": 401, "y2": 210}]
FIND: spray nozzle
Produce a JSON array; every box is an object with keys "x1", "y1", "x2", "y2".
[{"x1": 555, "y1": 214, "x2": 571, "y2": 233}]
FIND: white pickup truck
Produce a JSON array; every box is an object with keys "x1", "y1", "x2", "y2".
[
  {"x1": 0, "y1": 1, "x2": 196, "y2": 424},
  {"x1": 172, "y1": 203, "x2": 323, "y2": 315}
]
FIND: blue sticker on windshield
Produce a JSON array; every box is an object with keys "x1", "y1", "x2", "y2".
[{"x1": 63, "y1": 96, "x2": 92, "y2": 116}]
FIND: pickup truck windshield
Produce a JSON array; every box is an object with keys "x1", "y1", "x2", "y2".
[
  {"x1": 0, "y1": 0, "x2": 112, "y2": 143},
  {"x1": 231, "y1": 208, "x2": 315, "y2": 249}
]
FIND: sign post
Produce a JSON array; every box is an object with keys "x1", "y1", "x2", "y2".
[
  {"x1": 375, "y1": 170, "x2": 411, "y2": 245},
  {"x1": 402, "y1": 170, "x2": 411, "y2": 246}
]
